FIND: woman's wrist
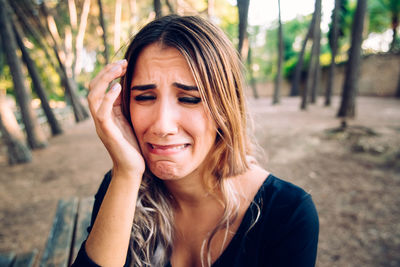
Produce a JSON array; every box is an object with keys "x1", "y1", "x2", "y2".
[{"x1": 112, "y1": 166, "x2": 143, "y2": 181}]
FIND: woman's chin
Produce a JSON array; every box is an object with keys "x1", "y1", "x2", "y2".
[{"x1": 149, "y1": 161, "x2": 184, "y2": 180}]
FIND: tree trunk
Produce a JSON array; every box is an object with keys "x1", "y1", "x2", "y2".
[
  {"x1": 273, "y1": 0, "x2": 283, "y2": 105},
  {"x1": 0, "y1": 0, "x2": 47, "y2": 149},
  {"x1": 13, "y1": 23, "x2": 63, "y2": 136},
  {"x1": 310, "y1": 31, "x2": 321, "y2": 104},
  {"x1": 66, "y1": 0, "x2": 77, "y2": 79},
  {"x1": 0, "y1": 89, "x2": 32, "y2": 164},
  {"x1": 337, "y1": 0, "x2": 367, "y2": 119},
  {"x1": 165, "y1": 0, "x2": 174, "y2": 14},
  {"x1": 154, "y1": 0, "x2": 162, "y2": 19},
  {"x1": 237, "y1": 0, "x2": 250, "y2": 60},
  {"x1": 247, "y1": 47, "x2": 259, "y2": 99},
  {"x1": 128, "y1": 0, "x2": 137, "y2": 35},
  {"x1": 325, "y1": 0, "x2": 341, "y2": 106},
  {"x1": 68, "y1": 0, "x2": 78, "y2": 31},
  {"x1": 114, "y1": 0, "x2": 122, "y2": 52},
  {"x1": 290, "y1": 15, "x2": 314, "y2": 97},
  {"x1": 97, "y1": 0, "x2": 109, "y2": 64},
  {"x1": 389, "y1": 12, "x2": 399, "y2": 51},
  {"x1": 74, "y1": 0, "x2": 91, "y2": 76},
  {"x1": 304, "y1": 0, "x2": 321, "y2": 108},
  {"x1": 301, "y1": 0, "x2": 321, "y2": 110}
]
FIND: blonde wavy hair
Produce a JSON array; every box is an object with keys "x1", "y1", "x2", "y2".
[{"x1": 120, "y1": 15, "x2": 254, "y2": 267}]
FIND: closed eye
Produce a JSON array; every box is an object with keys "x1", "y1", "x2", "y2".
[
  {"x1": 179, "y1": 97, "x2": 201, "y2": 104},
  {"x1": 134, "y1": 95, "x2": 156, "y2": 101}
]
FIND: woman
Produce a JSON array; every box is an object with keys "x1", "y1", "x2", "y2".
[{"x1": 73, "y1": 15, "x2": 318, "y2": 267}]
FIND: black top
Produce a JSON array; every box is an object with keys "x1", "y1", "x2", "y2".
[{"x1": 73, "y1": 171, "x2": 319, "y2": 267}]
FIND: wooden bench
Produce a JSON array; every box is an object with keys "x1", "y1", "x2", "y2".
[
  {"x1": 39, "y1": 197, "x2": 94, "y2": 267},
  {"x1": 0, "y1": 197, "x2": 93, "y2": 267},
  {"x1": 0, "y1": 250, "x2": 38, "y2": 267}
]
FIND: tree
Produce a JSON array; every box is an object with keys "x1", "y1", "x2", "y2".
[
  {"x1": 154, "y1": 0, "x2": 162, "y2": 18},
  {"x1": 237, "y1": 0, "x2": 250, "y2": 60},
  {"x1": 97, "y1": 0, "x2": 109, "y2": 64},
  {"x1": 73, "y1": 0, "x2": 91, "y2": 77},
  {"x1": 13, "y1": 22, "x2": 63, "y2": 136},
  {"x1": 0, "y1": 89, "x2": 32, "y2": 164},
  {"x1": 301, "y1": 0, "x2": 321, "y2": 110},
  {"x1": 325, "y1": 0, "x2": 341, "y2": 106},
  {"x1": 273, "y1": 0, "x2": 284, "y2": 105},
  {"x1": 247, "y1": 47, "x2": 259, "y2": 99},
  {"x1": 0, "y1": 0, "x2": 47, "y2": 149},
  {"x1": 290, "y1": 16, "x2": 314, "y2": 97},
  {"x1": 128, "y1": 0, "x2": 137, "y2": 34},
  {"x1": 39, "y1": 2, "x2": 89, "y2": 122},
  {"x1": 114, "y1": 0, "x2": 122, "y2": 52},
  {"x1": 237, "y1": 0, "x2": 258, "y2": 98},
  {"x1": 337, "y1": 0, "x2": 367, "y2": 122},
  {"x1": 386, "y1": 0, "x2": 400, "y2": 51}
]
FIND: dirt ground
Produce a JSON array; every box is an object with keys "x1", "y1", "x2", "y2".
[{"x1": 0, "y1": 96, "x2": 399, "y2": 267}]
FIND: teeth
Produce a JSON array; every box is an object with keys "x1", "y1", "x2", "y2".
[{"x1": 151, "y1": 144, "x2": 187, "y2": 150}]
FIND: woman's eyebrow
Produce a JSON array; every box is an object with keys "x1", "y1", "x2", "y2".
[
  {"x1": 173, "y1": 82, "x2": 198, "y2": 91},
  {"x1": 131, "y1": 84, "x2": 156, "y2": 90}
]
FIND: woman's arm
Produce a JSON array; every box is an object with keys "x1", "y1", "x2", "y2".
[
  {"x1": 79, "y1": 60, "x2": 145, "y2": 266},
  {"x1": 85, "y1": 170, "x2": 141, "y2": 266}
]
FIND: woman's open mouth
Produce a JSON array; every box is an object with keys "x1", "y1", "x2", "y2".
[{"x1": 147, "y1": 143, "x2": 190, "y2": 155}]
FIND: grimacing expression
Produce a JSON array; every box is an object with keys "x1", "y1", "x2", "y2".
[{"x1": 130, "y1": 43, "x2": 217, "y2": 180}]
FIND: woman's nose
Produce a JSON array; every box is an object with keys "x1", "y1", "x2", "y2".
[{"x1": 150, "y1": 99, "x2": 179, "y2": 137}]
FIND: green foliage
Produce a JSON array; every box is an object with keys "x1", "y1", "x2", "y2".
[
  {"x1": 0, "y1": 64, "x2": 14, "y2": 96},
  {"x1": 215, "y1": 0, "x2": 239, "y2": 42},
  {"x1": 368, "y1": 0, "x2": 400, "y2": 33},
  {"x1": 328, "y1": 0, "x2": 351, "y2": 48},
  {"x1": 259, "y1": 14, "x2": 311, "y2": 81}
]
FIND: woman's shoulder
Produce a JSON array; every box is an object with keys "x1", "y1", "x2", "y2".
[
  {"x1": 259, "y1": 174, "x2": 311, "y2": 205},
  {"x1": 253, "y1": 173, "x2": 318, "y2": 234},
  {"x1": 239, "y1": 165, "x2": 310, "y2": 207}
]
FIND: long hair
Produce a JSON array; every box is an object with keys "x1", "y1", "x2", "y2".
[{"x1": 120, "y1": 15, "x2": 252, "y2": 267}]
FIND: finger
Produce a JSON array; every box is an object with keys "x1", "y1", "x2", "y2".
[
  {"x1": 95, "y1": 60, "x2": 128, "y2": 87},
  {"x1": 91, "y1": 59, "x2": 128, "y2": 89},
  {"x1": 96, "y1": 83, "x2": 122, "y2": 125},
  {"x1": 89, "y1": 60, "x2": 127, "y2": 94},
  {"x1": 88, "y1": 60, "x2": 127, "y2": 112},
  {"x1": 113, "y1": 87, "x2": 122, "y2": 107}
]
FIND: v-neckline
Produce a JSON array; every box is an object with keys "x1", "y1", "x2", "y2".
[{"x1": 166, "y1": 174, "x2": 272, "y2": 267}]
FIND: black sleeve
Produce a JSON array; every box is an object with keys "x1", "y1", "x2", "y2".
[
  {"x1": 71, "y1": 171, "x2": 112, "y2": 267},
  {"x1": 266, "y1": 195, "x2": 319, "y2": 267}
]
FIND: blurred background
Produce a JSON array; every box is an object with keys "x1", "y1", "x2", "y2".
[{"x1": 0, "y1": 0, "x2": 399, "y2": 266}]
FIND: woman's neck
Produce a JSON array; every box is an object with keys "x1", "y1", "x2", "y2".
[{"x1": 163, "y1": 172, "x2": 222, "y2": 212}]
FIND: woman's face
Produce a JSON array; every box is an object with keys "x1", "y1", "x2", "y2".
[{"x1": 130, "y1": 43, "x2": 217, "y2": 180}]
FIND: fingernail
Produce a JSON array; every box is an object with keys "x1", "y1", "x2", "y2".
[
  {"x1": 117, "y1": 59, "x2": 127, "y2": 64},
  {"x1": 111, "y1": 83, "x2": 121, "y2": 91}
]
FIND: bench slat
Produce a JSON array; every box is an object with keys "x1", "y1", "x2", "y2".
[
  {"x1": 71, "y1": 197, "x2": 94, "y2": 262},
  {"x1": 0, "y1": 252, "x2": 15, "y2": 267},
  {"x1": 12, "y1": 250, "x2": 37, "y2": 267},
  {"x1": 40, "y1": 198, "x2": 78, "y2": 267}
]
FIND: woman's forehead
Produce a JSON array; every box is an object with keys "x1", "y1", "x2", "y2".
[{"x1": 131, "y1": 43, "x2": 196, "y2": 85}]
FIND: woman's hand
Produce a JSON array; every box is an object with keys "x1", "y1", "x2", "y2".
[{"x1": 88, "y1": 60, "x2": 145, "y2": 177}]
